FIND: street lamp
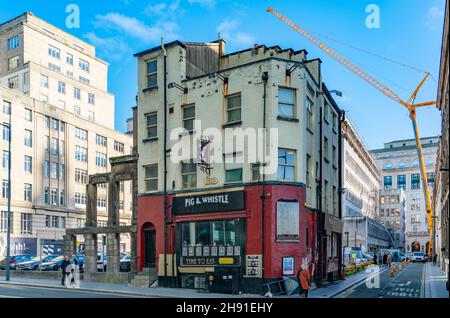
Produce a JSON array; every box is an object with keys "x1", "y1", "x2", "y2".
[
  {"x1": 316, "y1": 90, "x2": 343, "y2": 98},
  {"x1": 1, "y1": 117, "x2": 12, "y2": 281}
]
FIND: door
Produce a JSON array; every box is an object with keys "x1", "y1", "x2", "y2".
[
  {"x1": 322, "y1": 237, "x2": 328, "y2": 279},
  {"x1": 212, "y1": 268, "x2": 239, "y2": 294},
  {"x1": 144, "y1": 229, "x2": 156, "y2": 268}
]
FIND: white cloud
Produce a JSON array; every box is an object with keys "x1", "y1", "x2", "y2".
[
  {"x1": 92, "y1": 12, "x2": 179, "y2": 44},
  {"x1": 217, "y1": 19, "x2": 255, "y2": 48},
  {"x1": 144, "y1": 3, "x2": 168, "y2": 16},
  {"x1": 425, "y1": 6, "x2": 444, "y2": 30},
  {"x1": 83, "y1": 32, "x2": 129, "y2": 60},
  {"x1": 188, "y1": 0, "x2": 216, "y2": 9}
]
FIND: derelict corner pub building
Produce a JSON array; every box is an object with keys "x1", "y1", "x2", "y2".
[{"x1": 136, "y1": 180, "x2": 345, "y2": 294}]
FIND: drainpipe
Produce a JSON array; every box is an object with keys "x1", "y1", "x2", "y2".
[
  {"x1": 316, "y1": 102, "x2": 323, "y2": 287},
  {"x1": 161, "y1": 38, "x2": 168, "y2": 287},
  {"x1": 338, "y1": 110, "x2": 345, "y2": 276},
  {"x1": 261, "y1": 71, "x2": 269, "y2": 287}
]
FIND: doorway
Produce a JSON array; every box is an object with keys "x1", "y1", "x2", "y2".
[
  {"x1": 144, "y1": 229, "x2": 156, "y2": 268},
  {"x1": 411, "y1": 241, "x2": 420, "y2": 252}
]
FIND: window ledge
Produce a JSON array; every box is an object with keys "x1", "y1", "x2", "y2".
[
  {"x1": 224, "y1": 181, "x2": 243, "y2": 185},
  {"x1": 143, "y1": 86, "x2": 158, "y2": 93},
  {"x1": 222, "y1": 121, "x2": 242, "y2": 129},
  {"x1": 277, "y1": 116, "x2": 299, "y2": 123},
  {"x1": 276, "y1": 239, "x2": 300, "y2": 243},
  {"x1": 143, "y1": 137, "x2": 158, "y2": 143}
]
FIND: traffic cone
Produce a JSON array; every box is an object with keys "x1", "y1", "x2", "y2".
[{"x1": 390, "y1": 268, "x2": 395, "y2": 277}]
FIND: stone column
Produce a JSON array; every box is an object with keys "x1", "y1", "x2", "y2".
[
  {"x1": 63, "y1": 234, "x2": 75, "y2": 256},
  {"x1": 83, "y1": 233, "x2": 98, "y2": 273},
  {"x1": 108, "y1": 180, "x2": 120, "y2": 227},
  {"x1": 106, "y1": 232, "x2": 120, "y2": 273},
  {"x1": 86, "y1": 183, "x2": 98, "y2": 227},
  {"x1": 130, "y1": 175, "x2": 138, "y2": 273}
]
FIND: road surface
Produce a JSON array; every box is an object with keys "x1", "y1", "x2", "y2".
[
  {"x1": 0, "y1": 284, "x2": 144, "y2": 298},
  {"x1": 335, "y1": 262, "x2": 426, "y2": 298}
]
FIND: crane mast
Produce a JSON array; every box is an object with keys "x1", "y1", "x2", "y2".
[{"x1": 267, "y1": 7, "x2": 436, "y2": 255}]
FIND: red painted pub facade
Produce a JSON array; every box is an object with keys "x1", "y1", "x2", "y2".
[{"x1": 137, "y1": 182, "x2": 318, "y2": 294}]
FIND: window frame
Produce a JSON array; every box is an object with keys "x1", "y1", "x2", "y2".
[
  {"x1": 226, "y1": 93, "x2": 242, "y2": 124},
  {"x1": 146, "y1": 60, "x2": 157, "y2": 88},
  {"x1": 144, "y1": 164, "x2": 158, "y2": 192}
]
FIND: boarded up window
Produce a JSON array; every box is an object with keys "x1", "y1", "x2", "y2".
[{"x1": 276, "y1": 201, "x2": 300, "y2": 241}]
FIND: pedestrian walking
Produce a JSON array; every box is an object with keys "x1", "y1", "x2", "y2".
[
  {"x1": 66, "y1": 254, "x2": 80, "y2": 288},
  {"x1": 373, "y1": 254, "x2": 377, "y2": 265},
  {"x1": 382, "y1": 253, "x2": 388, "y2": 267},
  {"x1": 387, "y1": 254, "x2": 392, "y2": 268},
  {"x1": 433, "y1": 254, "x2": 437, "y2": 265},
  {"x1": 297, "y1": 265, "x2": 311, "y2": 298},
  {"x1": 60, "y1": 255, "x2": 70, "y2": 286}
]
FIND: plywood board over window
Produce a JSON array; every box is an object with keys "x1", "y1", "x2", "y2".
[{"x1": 276, "y1": 201, "x2": 300, "y2": 242}]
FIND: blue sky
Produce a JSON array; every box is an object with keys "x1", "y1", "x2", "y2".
[{"x1": 0, "y1": 0, "x2": 445, "y2": 149}]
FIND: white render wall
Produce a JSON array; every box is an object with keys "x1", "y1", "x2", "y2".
[{"x1": 136, "y1": 43, "x2": 341, "y2": 214}]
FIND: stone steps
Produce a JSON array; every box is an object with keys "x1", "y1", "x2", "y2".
[{"x1": 128, "y1": 267, "x2": 156, "y2": 288}]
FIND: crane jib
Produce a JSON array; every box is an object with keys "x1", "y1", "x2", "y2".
[{"x1": 268, "y1": 7, "x2": 437, "y2": 256}]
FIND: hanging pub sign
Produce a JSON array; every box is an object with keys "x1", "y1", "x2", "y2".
[
  {"x1": 197, "y1": 136, "x2": 212, "y2": 176},
  {"x1": 172, "y1": 190, "x2": 245, "y2": 215}
]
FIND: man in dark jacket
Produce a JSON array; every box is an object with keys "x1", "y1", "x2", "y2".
[
  {"x1": 382, "y1": 253, "x2": 388, "y2": 267},
  {"x1": 61, "y1": 255, "x2": 70, "y2": 286}
]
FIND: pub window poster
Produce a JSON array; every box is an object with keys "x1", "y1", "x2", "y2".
[{"x1": 282, "y1": 257, "x2": 295, "y2": 275}]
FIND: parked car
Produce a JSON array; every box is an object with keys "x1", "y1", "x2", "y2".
[
  {"x1": 411, "y1": 252, "x2": 426, "y2": 262},
  {"x1": 16, "y1": 255, "x2": 59, "y2": 270},
  {"x1": 39, "y1": 255, "x2": 85, "y2": 272},
  {"x1": 0, "y1": 254, "x2": 34, "y2": 270},
  {"x1": 119, "y1": 254, "x2": 131, "y2": 272},
  {"x1": 97, "y1": 252, "x2": 126, "y2": 272}
]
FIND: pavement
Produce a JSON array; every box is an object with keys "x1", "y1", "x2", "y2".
[
  {"x1": 0, "y1": 276, "x2": 262, "y2": 298},
  {"x1": 424, "y1": 261, "x2": 449, "y2": 298},
  {"x1": 1, "y1": 262, "x2": 447, "y2": 298}
]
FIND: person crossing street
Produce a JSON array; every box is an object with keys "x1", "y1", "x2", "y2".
[{"x1": 297, "y1": 265, "x2": 311, "y2": 298}]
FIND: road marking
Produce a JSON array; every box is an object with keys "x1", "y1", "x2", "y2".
[
  {"x1": 420, "y1": 263, "x2": 425, "y2": 298},
  {"x1": 394, "y1": 281, "x2": 411, "y2": 287}
]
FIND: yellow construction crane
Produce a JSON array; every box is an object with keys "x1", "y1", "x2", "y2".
[{"x1": 267, "y1": 7, "x2": 437, "y2": 255}]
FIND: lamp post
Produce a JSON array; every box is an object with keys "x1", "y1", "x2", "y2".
[{"x1": 1, "y1": 117, "x2": 12, "y2": 281}]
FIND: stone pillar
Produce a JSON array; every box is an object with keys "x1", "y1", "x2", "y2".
[
  {"x1": 106, "y1": 233, "x2": 120, "y2": 273},
  {"x1": 130, "y1": 231, "x2": 137, "y2": 273},
  {"x1": 86, "y1": 183, "x2": 98, "y2": 227},
  {"x1": 63, "y1": 234, "x2": 76, "y2": 256},
  {"x1": 84, "y1": 233, "x2": 98, "y2": 273},
  {"x1": 108, "y1": 180, "x2": 120, "y2": 227},
  {"x1": 131, "y1": 175, "x2": 138, "y2": 273}
]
